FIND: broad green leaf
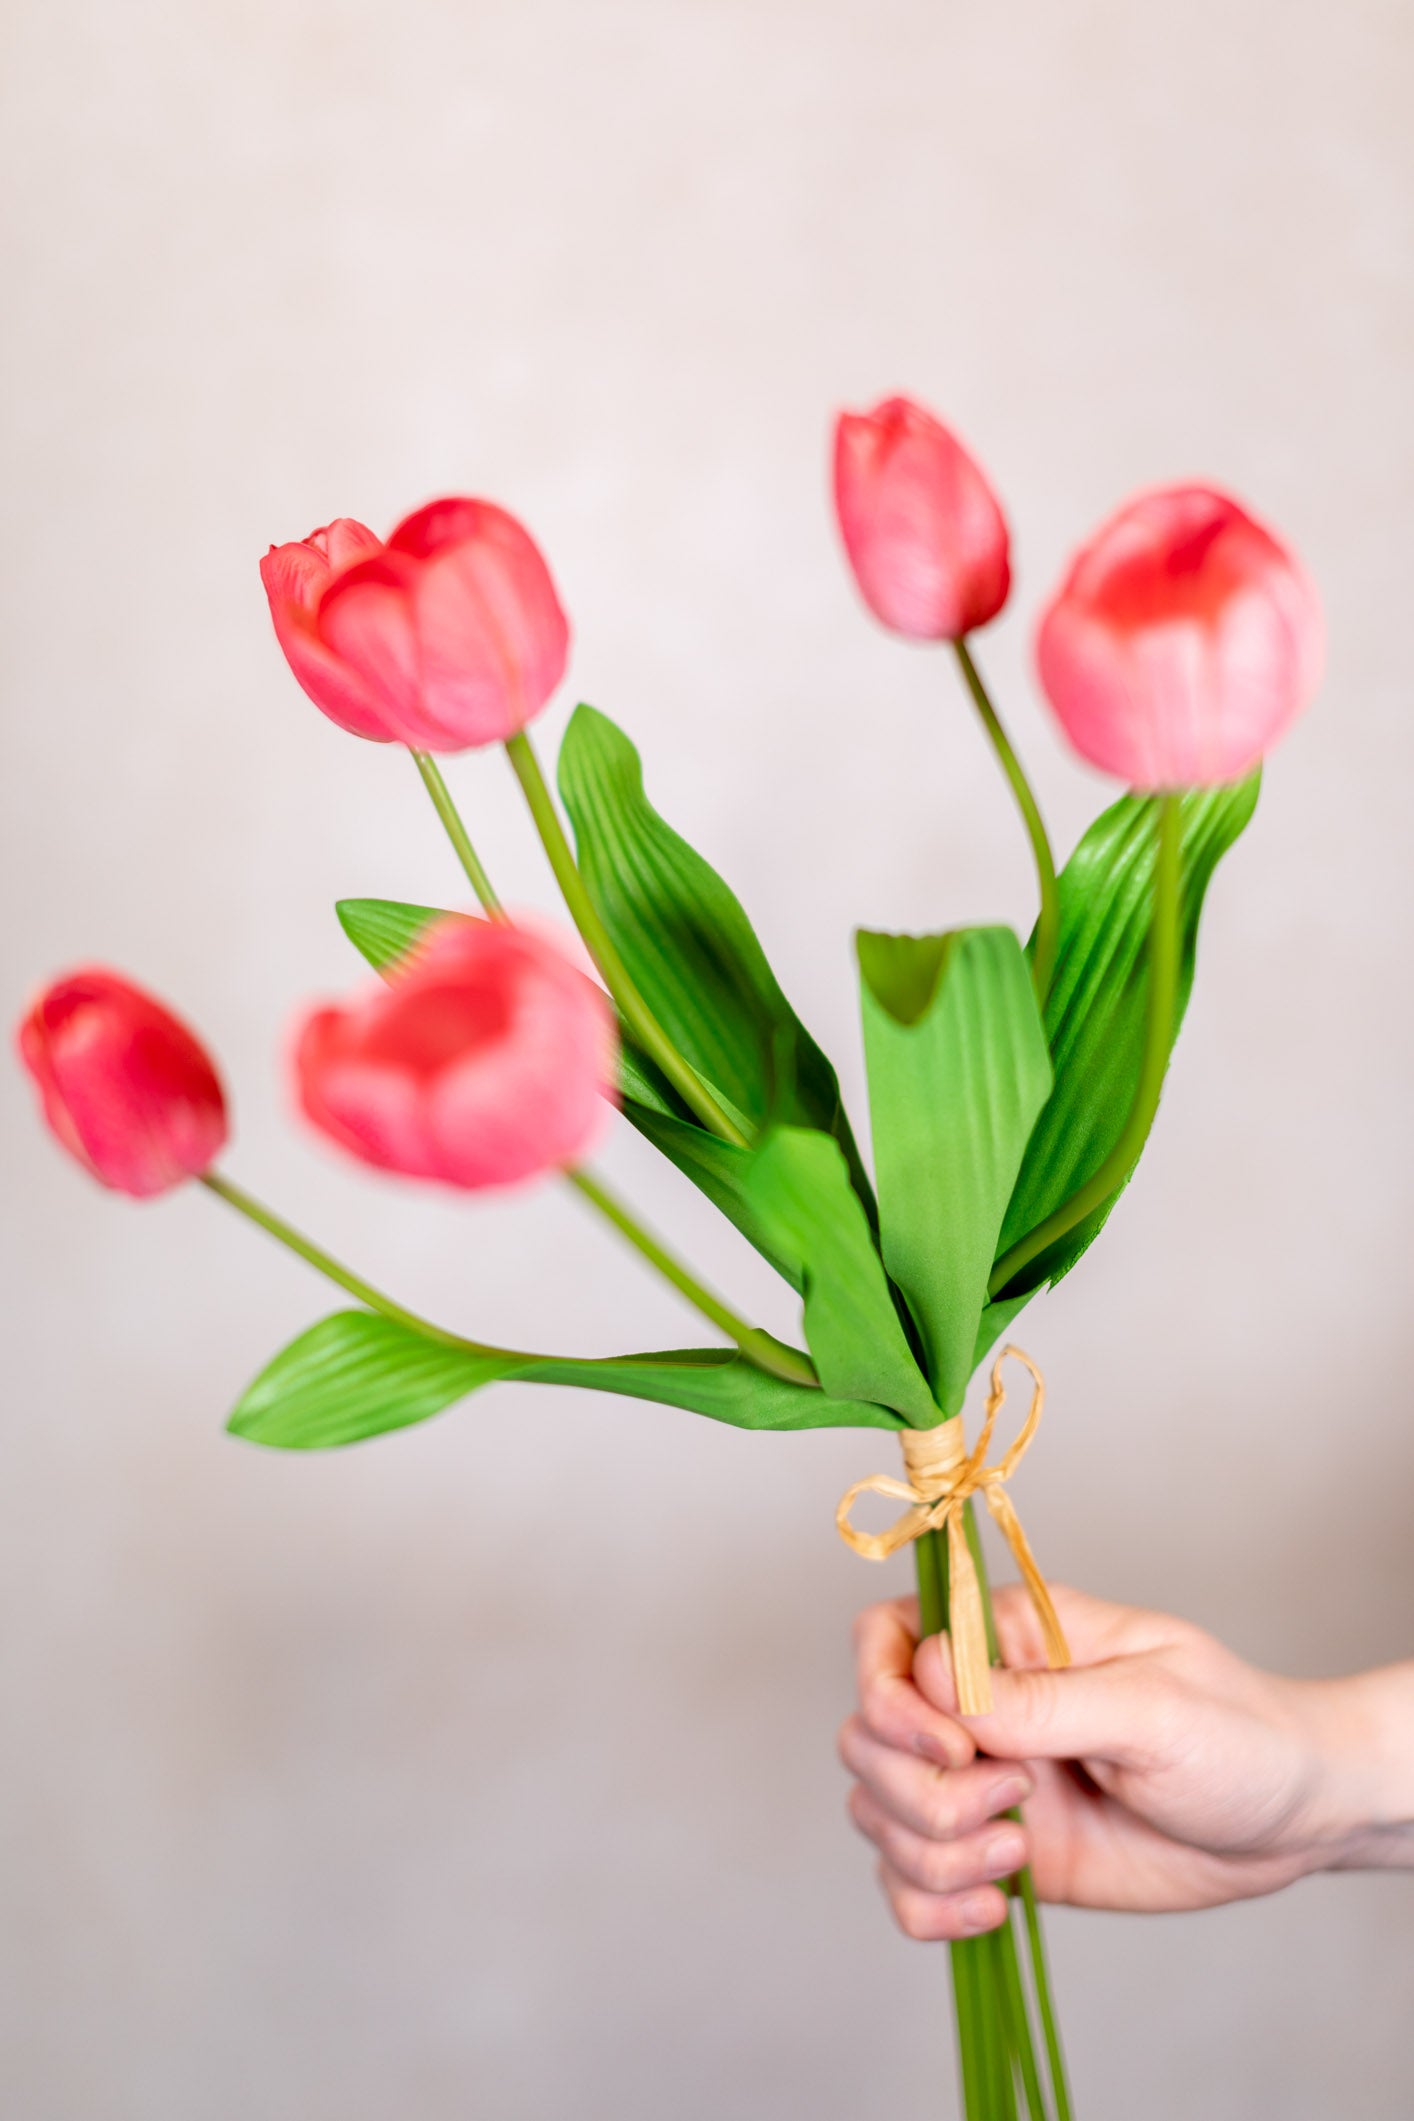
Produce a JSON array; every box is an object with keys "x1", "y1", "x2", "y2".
[
  {"x1": 557, "y1": 704, "x2": 875, "y2": 1220},
  {"x1": 336, "y1": 896, "x2": 451, "y2": 970},
  {"x1": 228, "y1": 1311, "x2": 902, "y2": 1450},
  {"x1": 975, "y1": 774, "x2": 1261, "y2": 1358},
  {"x1": 858, "y1": 926, "x2": 1052, "y2": 1416},
  {"x1": 743, "y1": 1129, "x2": 938, "y2": 1425},
  {"x1": 228, "y1": 1311, "x2": 516, "y2": 1448}
]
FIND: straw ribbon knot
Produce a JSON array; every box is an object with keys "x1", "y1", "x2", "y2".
[{"x1": 835, "y1": 1345, "x2": 1070, "y2": 1715}]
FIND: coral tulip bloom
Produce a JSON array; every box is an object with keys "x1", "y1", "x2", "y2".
[
  {"x1": 295, "y1": 918, "x2": 616, "y2": 1189},
  {"x1": 261, "y1": 499, "x2": 570, "y2": 751},
  {"x1": 17, "y1": 970, "x2": 228, "y2": 1198},
  {"x1": 834, "y1": 396, "x2": 1011, "y2": 639},
  {"x1": 1036, "y1": 484, "x2": 1324, "y2": 789}
]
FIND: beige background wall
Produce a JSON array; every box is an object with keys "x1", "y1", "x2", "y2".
[{"x1": 3, "y1": 3, "x2": 1411, "y2": 2115}]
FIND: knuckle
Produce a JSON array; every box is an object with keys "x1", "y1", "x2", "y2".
[
  {"x1": 893, "y1": 1892, "x2": 935, "y2": 1941},
  {"x1": 835, "y1": 1714, "x2": 864, "y2": 1771},
  {"x1": 1135, "y1": 1668, "x2": 1188, "y2": 1758},
  {"x1": 919, "y1": 1841, "x2": 968, "y2": 1894},
  {"x1": 858, "y1": 1674, "x2": 897, "y2": 1736},
  {"x1": 1012, "y1": 1666, "x2": 1059, "y2": 1738},
  {"x1": 851, "y1": 1600, "x2": 888, "y2": 1655},
  {"x1": 924, "y1": 1781, "x2": 959, "y2": 1840}
]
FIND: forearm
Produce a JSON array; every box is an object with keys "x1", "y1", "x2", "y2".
[{"x1": 1307, "y1": 1662, "x2": 1414, "y2": 1873}]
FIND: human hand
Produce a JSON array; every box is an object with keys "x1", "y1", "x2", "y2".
[{"x1": 838, "y1": 1585, "x2": 1414, "y2": 1941}]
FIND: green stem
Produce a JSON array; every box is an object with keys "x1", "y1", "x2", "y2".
[
  {"x1": 950, "y1": 1929, "x2": 987, "y2": 2120},
  {"x1": 983, "y1": 1924, "x2": 1022, "y2": 2120},
  {"x1": 564, "y1": 1168, "x2": 816, "y2": 1387},
  {"x1": 199, "y1": 1171, "x2": 518, "y2": 1355},
  {"x1": 989, "y1": 789, "x2": 1182, "y2": 1297},
  {"x1": 918, "y1": 1515, "x2": 1065, "y2": 2120},
  {"x1": 914, "y1": 1534, "x2": 1004, "y2": 2118},
  {"x1": 914, "y1": 1525, "x2": 947, "y2": 1640},
  {"x1": 410, "y1": 750, "x2": 507, "y2": 919},
  {"x1": 967, "y1": 1516, "x2": 1041, "y2": 2119},
  {"x1": 918, "y1": 1536, "x2": 986, "y2": 2118},
  {"x1": 954, "y1": 639, "x2": 1060, "y2": 1003},
  {"x1": 1021, "y1": 1869, "x2": 1072, "y2": 2121},
  {"x1": 995, "y1": 1913, "x2": 1049, "y2": 2121},
  {"x1": 967, "y1": 1508, "x2": 1073, "y2": 2121},
  {"x1": 503, "y1": 730, "x2": 750, "y2": 1148}
]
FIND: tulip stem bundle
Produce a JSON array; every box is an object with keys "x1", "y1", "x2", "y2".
[
  {"x1": 953, "y1": 639, "x2": 1061, "y2": 1003},
  {"x1": 22, "y1": 404, "x2": 1323, "y2": 2121}
]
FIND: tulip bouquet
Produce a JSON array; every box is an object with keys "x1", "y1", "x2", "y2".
[{"x1": 17, "y1": 401, "x2": 1321, "y2": 2120}]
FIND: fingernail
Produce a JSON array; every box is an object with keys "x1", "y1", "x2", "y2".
[
  {"x1": 991, "y1": 1774, "x2": 1032, "y2": 1811},
  {"x1": 982, "y1": 1828, "x2": 1026, "y2": 1878},
  {"x1": 959, "y1": 1891, "x2": 1002, "y2": 1934}
]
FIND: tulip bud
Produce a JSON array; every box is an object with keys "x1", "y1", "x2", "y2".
[
  {"x1": 833, "y1": 396, "x2": 1011, "y2": 640},
  {"x1": 17, "y1": 970, "x2": 229, "y2": 1198},
  {"x1": 294, "y1": 917, "x2": 616, "y2": 1190},
  {"x1": 261, "y1": 499, "x2": 570, "y2": 751},
  {"x1": 1036, "y1": 484, "x2": 1324, "y2": 790}
]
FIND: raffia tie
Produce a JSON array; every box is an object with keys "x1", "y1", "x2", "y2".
[{"x1": 835, "y1": 1345, "x2": 1070, "y2": 1716}]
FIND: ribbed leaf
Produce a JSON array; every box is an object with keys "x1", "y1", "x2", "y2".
[
  {"x1": 557, "y1": 704, "x2": 874, "y2": 1217},
  {"x1": 858, "y1": 926, "x2": 1052, "y2": 1416},
  {"x1": 229, "y1": 1313, "x2": 514, "y2": 1448},
  {"x1": 228, "y1": 1311, "x2": 901, "y2": 1450},
  {"x1": 742, "y1": 1129, "x2": 938, "y2": 1425},
  {"x1": 973, "y1": 774, "x2": 1261, "y2": 1358},
  {"x1": 336, "y1": 896, "x2": 451, "y2": 970}
]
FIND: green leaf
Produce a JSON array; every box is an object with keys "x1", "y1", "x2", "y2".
[
  {"x1": 557, "y1": 704, "x2": 875, "y2": 1217},
  {"x1": 228, "y1": 1311, "x2": 901, "y2": 1450},
  {"x1": 228, "y1": 1312, "x2": 516, "y2": 1449},
  {"x1": 858, "y1": 926, "x2": 1052, "y2": 1416},
  {"x1": 336, "y1": 896, "x2": 451, "y2": 971},
  {"x1": 742, "y1": 1128, "x2": 938, "y2": 1424},
  {"x1": 519, "y1": 1344, "x2": 894, "y2": 1432},
  {"x1": 975, "y1": 774, "x2": 1261, "y2": 1357}
]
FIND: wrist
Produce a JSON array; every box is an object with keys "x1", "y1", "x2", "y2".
[{"x1": 1300, "y1": 1663, "x2": 1414, "y2": 1873}]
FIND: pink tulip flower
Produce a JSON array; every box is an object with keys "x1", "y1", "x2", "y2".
[
  {"x1": 261, "y1": 499, "x2": 570, "y2": 751},
  {"x1": 295, "y1": 917, "x2": 616, "y2": 1189},
  {"x1": 833, "y1": 396, "x2": 1011, "y2": 640},
  {"x1": 1036, "y1": 484, "x2": 1324, "y2": 789},
  {"x1": 17, "y1": 970, "x2": 229, "y2": 1198}
]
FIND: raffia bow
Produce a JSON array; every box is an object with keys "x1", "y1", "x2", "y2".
[{"x1": 836, "y1": 1345, "x2": 1070, "y2": 1715}]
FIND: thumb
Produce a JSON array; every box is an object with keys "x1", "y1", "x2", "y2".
[{"x1": 913, "y1": 1633, "x2": 1168, "y2": 1769}]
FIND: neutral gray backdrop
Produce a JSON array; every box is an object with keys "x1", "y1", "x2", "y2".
[{"x1": 3, "y1": 3, "x2": 1411, "y2": 2115}]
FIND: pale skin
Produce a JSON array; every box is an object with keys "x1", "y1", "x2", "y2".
[{"x1": 839, "y1": 1584, "x2": 1414, "y2": 1943}]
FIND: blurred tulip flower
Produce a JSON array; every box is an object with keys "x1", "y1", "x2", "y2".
[
  {"x1": 261, "y1": 499, "x2": 570, "y2": 750},
  {"x1": 295, "y1": 917, "x2": 616, "y2": 1189},
  {"x1": 1036, "y1": 484, "x2": 1323, "y2": 789},
  {"x1": 17, "y1": 970, "x2": 228, "y2": 1197},
  {"x1": 833, "y1": 396, "x2": 1011, "y2": 640}
]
